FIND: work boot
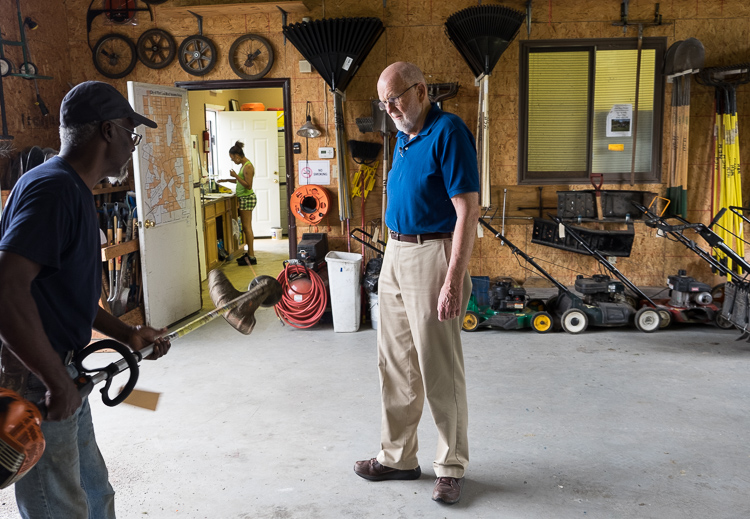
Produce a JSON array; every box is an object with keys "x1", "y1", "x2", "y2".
[
  {"x1": 432, "y1": 477, "x2": 464, "y2": 504},
  {"x1": 353, "y1": 458, "x2": 421, "y2": 481}
]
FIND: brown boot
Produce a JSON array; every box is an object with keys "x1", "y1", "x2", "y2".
[
  {"x1": 432, "y1": 477, "x2": 464, "y2": 504},
  {"x1": 353, "y1": 458, "x2": 421, "y2": 481}
]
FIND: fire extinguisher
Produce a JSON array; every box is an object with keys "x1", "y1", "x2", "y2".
[{"x1": 203, "y1": 130, "x2": 211, "y2": 154}]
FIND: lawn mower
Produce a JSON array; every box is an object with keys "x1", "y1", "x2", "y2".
[
  {"x1": 463, "y1": 275, "x2": 552, "y2": 333},
  {"x1": 478, "y1": 219, "x2": 653, "y2": 334},
  {"x1": 544, "y1": 216, "x2": 664, "y2": 334},
  {"x1": 634, "y1": 202, "x2": 750, "y2": 335},
  {"x1": 633, "y1": 202, "x2": 739, "y2": 329}
]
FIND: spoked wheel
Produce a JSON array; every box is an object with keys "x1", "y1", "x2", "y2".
[
  {"x1": 93, "y1": 34, "x2": 137, "y2": 79},
  {"x1": 228, "y1": 34, "x2": 274, "y2": 80},
  {"x1": 531, "y1": 311, "x2": 553, "y2": 333},
  {"x1": 137, "y1": 29, "x2": 176, "y2": 69},
  {"x1": 561, "y1": 309, "x2": 588, "y2": 334},
  {"x1": 18, "y1": 62, "x2": 37, "y2": 79},
  {"x1": 463, "y1": 311, "x2": 481, "y2": 332},
  {"x1": 658, "y1": 309, "x2": 672, "y2": 329},
  {"x1": 178, "y1": 35, "x2": 217, "y2": 76},
  {"x1": 0, "y1": 57, "x2": 14, "y2": 77},
  {"x1": 635, "y1": 307, "x2": 660, "y2": 333}
]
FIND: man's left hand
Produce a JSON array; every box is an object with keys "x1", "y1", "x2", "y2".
[
  {"x1": 437, "y1": 280, "x2": 462, "y2": 322},
  {"x1": 127, "y1": 325, "x2": 171, "y2": 360}
]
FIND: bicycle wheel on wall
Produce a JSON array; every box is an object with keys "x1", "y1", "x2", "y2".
[
  {"x1": 228, "y1": 34, "x2": 274, "y2": 80},
  {"x1": 178, "y1": 35, "x2": 217, "y2": 76},
  {"x1": 137, "y1": 29, "x2": 176, "y2": 69},
  {"x1": 93, "y1": 33, "x2": 137, "y2": 79}
]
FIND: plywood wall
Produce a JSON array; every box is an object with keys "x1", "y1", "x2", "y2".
[{"x1": 1, "y1": 0, "x2": 749, "y2": 286}]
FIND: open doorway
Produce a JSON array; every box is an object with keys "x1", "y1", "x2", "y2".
[{"x1": 176, "y1": 78, "x2": 297, "y2": 276}]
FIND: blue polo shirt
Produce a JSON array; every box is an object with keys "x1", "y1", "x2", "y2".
[
  {"x1": 0, "y1": 157, "x2": 100, "y2": 358},
  {"x1": 385, "y1": 103, "x2": 479, "y2": 235}
]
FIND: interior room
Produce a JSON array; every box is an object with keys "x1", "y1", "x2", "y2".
[{"x1": 0, "y1": 1, "x2": 748, "y2": 518}]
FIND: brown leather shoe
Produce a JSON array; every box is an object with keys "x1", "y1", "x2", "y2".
[
  {"x1": 432, "y1": 477, "x2": 464, "y2": 504},
  {"x1": 353, "y1": 458, "x2": 421, "y2": 481}
]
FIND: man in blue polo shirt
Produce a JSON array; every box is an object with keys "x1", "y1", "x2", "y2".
[{"x1": 354, "y1": 62, "x2": 480, "y2": 505}]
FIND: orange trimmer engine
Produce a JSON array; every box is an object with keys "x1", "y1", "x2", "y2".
[{"x1": 0, "y1": 388, "x2": 46, "y2": 489}]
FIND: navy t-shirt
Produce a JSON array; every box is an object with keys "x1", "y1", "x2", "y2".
[
  {"x1": 385, "y1": 103, "x2": 480, "y2": 235},
  {"x1": 0, "y1": 157, "x2": 100, "y2": 357}
]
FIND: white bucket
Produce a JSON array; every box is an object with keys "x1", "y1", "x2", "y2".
[
  {"x1": 368, "y1": 292, "x2": 379, "y2": 330},
  {"x1": 270, "y1": 227, "x2": 282, "y2": 240},
  {"x1": 325, "y1": 251, "x2": 363, "y2": 332}
]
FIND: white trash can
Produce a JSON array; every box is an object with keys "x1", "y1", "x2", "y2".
[
  {"x1": 325, "y1": 251, "x2": 363, "y2": 332},
  {"x1": 368, "y1": 292, "x2": 379, "y2": 330}
]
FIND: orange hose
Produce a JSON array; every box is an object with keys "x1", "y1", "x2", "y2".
[{"x1": 274, "y1": 264, "x2": 327, "y2": 328}]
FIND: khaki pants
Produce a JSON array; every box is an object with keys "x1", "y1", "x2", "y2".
[{"x1": 375, "y1": 237, "x2": 471, "y2": 478}]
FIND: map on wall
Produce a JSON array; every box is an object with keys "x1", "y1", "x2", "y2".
[{"x1": 133, "y1": 88, "x2": 191, "y2": 226}]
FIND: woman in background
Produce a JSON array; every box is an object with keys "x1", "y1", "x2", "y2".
[{"x1": 219, "y1": 141, "x2": 256, "y2": 265}]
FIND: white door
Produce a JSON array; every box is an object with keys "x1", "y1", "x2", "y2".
[
  {"x1": 127, "y1": 82, "x2": 202, "y2": 328},
  {"x1": 216, "y1": 111, "x2": 280, "y2": 237}
]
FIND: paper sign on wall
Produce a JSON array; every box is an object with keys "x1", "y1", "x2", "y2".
[
  {"x1": 606, "y1": 104, "x2": 633, "y2": 137},
  {"x1": 298, "y1": 160, "x2": 331, "y2": 185}
]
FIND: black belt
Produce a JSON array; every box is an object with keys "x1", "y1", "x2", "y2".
[{"x1": 389, "y1": 231, "x2": 452, "y2": 243}]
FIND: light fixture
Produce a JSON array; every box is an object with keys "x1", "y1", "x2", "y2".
[
  {"x1": 296, "y1": 101, "x2": 321, "y2": 138},
  {"x1": 24, "y1": 17, "x2": 38, "y2": 31}
]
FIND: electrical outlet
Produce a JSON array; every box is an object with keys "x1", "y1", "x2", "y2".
[
  {"x1": 318, "y1": 147, "x2": 334, "y2": 158},
  {"x1": 332, "y1": 165, "x2": 338, "y2": 179}
]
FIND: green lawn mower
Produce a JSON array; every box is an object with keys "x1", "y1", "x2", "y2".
[{"x1": 463, "y1": 276, "x2": 553, "y2": 333}]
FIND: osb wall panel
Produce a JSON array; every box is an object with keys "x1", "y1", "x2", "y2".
[
  {"x1": 1, "y1": 0, "x2": 749, "y2": 287},
  {"x1": 0, "y1": 0, "x2": 71, "y2": 188}
]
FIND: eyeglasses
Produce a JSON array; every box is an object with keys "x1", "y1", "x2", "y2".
[
  {"x1": 378, "y1": 83, "x2": 419, "y2": 111},
  {"x1": 110, "y1": 121, "x2": 142, "y2": 147}
]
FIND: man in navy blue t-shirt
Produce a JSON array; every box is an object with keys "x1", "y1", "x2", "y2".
[
  {"x1": 0, "y1": 81, "x2": 171, "y2": 518},
  {"x1": 354, "y1": 62, "x2": 480, "y2": 505}
]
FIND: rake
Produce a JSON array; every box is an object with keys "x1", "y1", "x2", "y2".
[
  {"x1": 283, "y1": 18, "x2": 385, "y2": 229},
  {"x1": 445, "y1": 5, "x2": 525, "y2": 209}
]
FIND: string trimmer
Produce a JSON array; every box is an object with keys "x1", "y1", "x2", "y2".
[{"x1": 0, "y1": 270, "x2": 282, "y2": 488}]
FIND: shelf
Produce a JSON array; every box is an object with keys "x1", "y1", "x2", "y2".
[
  {"x1": 93, "y1": 184, "x2": 130, "y2": 195},
  {"x1": 101, "y1": 239, "x2": 139, "y2": 261},
  {"x1": 157, "y1": 1, "x2": 310, "y2": 17}
]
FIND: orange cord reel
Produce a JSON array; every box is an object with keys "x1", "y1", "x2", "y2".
[{"x1": 290, "y1": 185, "x2": 331, "y2": 225}]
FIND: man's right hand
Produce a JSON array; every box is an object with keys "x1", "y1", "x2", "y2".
[{"x1": 44, "y1": 378, "x2": 82, "y2": 421}]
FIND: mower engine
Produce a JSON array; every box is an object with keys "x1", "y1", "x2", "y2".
[
  {"x1": 489, "y1": 278, "x2": 527, "y2": 311},
  {"x1": 574, "y1": 274, "x2": 628, "y2": 305},
  {"x1": 667, "y1": 270, "x2": 712, "y2": 308}
]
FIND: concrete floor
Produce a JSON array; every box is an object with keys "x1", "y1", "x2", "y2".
[{"x1": 1, "y1": 238, "x2": 749, "y2": 518}]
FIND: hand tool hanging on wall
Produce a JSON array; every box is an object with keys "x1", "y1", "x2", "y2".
[
  {"x1": 697, "y1": 64, "x2": 749, "y2": 273},
  {"x1": 445, "y1": 5, "x2": 525, "y2": 209},
  {"x1": 663, "y1": 38, "x2": 705, "y2": 217},
  {"x1": 283, "y1": 17, "x2": 385, "y2": 247}
]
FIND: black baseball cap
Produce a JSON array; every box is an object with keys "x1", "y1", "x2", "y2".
[{"x1": 60, "y1": 81, "x2": 157, "y2": 128}]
